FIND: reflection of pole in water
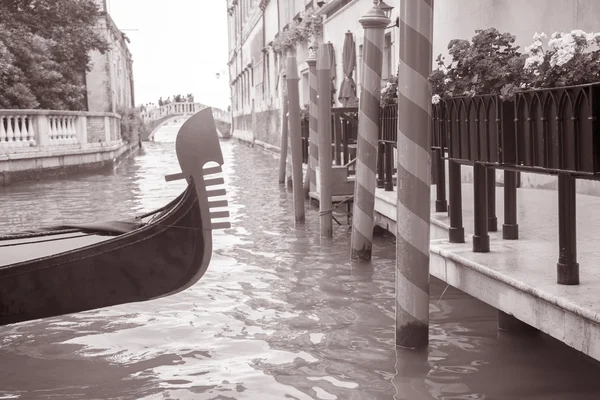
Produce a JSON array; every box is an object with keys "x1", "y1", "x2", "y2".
[{"x1": 393, "y1": 347, "x2": 431, "y2": 400}]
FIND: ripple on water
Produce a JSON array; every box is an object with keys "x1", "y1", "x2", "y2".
[{"x1": 1, "y1": 131, "x2": 600, "y2": 399}]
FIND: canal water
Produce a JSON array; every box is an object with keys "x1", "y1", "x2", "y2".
[{"x1": 1, "y1": 124, "x2": 600, "y2": 399}]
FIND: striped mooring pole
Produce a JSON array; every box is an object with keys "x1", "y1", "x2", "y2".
[
  {"x1": 286, "y1": 56, "x2": 306, "y2": 223},
  {"x1": 317, "y1": 43, "x2": 334, "y2": 238},
  {"x1": 396, "y1": 0, "x2": 434, "y2": 349},
  {"x1": 306, "y1": 48, "x2": 319, "y2": 195},
  {"x1": 350, "y1": 2, "x2": 390, "y2": 261}
]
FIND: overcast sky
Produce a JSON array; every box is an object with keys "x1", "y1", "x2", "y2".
[{"x1": 107, "y1": 0, "x2": 230, "y2": 109}]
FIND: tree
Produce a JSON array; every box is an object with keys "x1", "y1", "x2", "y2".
[
  {"x1": 158, "y1": 97, "x2": 163, "y2": 106},
  {"x1": 0, "y1": 0, "x2": 108, "y2": 110},
  {"x1": 186, "y1": 93, "x2": 194, "y2": 102}
]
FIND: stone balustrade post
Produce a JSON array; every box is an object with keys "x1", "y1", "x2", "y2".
[
  {"x1": 77, "y1": 116, "x2": 88, "y2": 146},
  {"x1": 104, "y1": 116, "x2": 111, "y2": 143},
  {"x1": 35, "y1": 114, "x2": 50, "y2": 147}
]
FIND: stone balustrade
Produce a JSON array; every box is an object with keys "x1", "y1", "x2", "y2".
[
  {"x1": 0, "y1": 110, "x2": 123, "y2": 154},
  {"x1": 141, "y1": 102, "x2": 205, "y2": 122},
  {"x1": 140, "y1": 102, "x2": 231, "y2": 124}
]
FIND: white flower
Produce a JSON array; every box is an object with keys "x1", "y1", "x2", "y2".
[
  {"x1": 571, "y1": 29, "x2": 587, "y2": 39},
  {"x1": 585, "y1": 32, "x2": 600, "y2": 43},
  {"x1": 533, "y1": 32, "x2": 547, "y2": 41},
  {"x1": 432, "y1": 94, "x2": 441, "y2": 105},
  {"x1": 444, "y1": 77, "x2": 452, "y2": 84},
  {"x1": 551, "y1": 32, "x2": 561, "y2": 39},
  {"x1": 550, "y1": 47, "x2": 575, "y2": 67},
  {"x1": 562, "y1": 33, "x2": 576, "y2": 46},
  {"x1": 524, "y1": 53, "x2": 544, "y2": 70}
]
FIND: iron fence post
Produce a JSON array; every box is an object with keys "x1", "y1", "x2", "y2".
[
  {"x1": 473, "y1": 163, "x2": 490, "y2": 252},
  {"x1": 434, "y1": 148, "x2": 447, "y2": 212},
  {"x1": 377, "y1": 141, "x2": 385, "y2": 188},
  {"x1": 502, "y1": 170, "x2": 518, "y2": 239},
  {"x1": 448, "y1": 160, "x2": 464, "y2": 243},
  {"x1": 487, "y1": 168, "x2": 498, "y2": 231},
  {"x1": 557, "y1": 173, "x2": 579, "y2": 285},
  {"x1": 384, "y1": 143, "x2": 394, "y2": 191}
]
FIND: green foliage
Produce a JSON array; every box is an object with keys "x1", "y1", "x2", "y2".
[
  {"x1": 272, "y1": 9, "x2": 323, "y2": 54},
  {"x1": 381, "y1": 75, "x2": 398, "y2": 106},
  {"x1": 430, "y1": 28, "x2": 526, "y2": 101},
  {"x1": 118, "y1": 107, "x2": 145, "y2": 144},
  {"x1": 159, "y1": 93, "x2": 195, "y2": 105},
  {"x1": 0, "y1": 0, "x2": 108, "y2": 110},
  {"x1": 428, "y1": 28, "x2": 600, "y2": 103},
  {"x1": 522, "y1": 31, "x2": 600, "y2": 89}
]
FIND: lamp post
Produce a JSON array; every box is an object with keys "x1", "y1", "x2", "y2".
[
  {"x1": 350, "y1": 0, "x2": 390, "y2": 261},
  {"x1": 378, "y1": 0, "x2": 394, "y2": 18}
]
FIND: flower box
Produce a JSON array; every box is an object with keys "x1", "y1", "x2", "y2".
[{"x1": 511, "y1": 83, "x2": 600, "y2": 174}]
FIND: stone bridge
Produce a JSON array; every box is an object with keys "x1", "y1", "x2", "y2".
[{"x1": 140, "y1": 102, "x2": 232, "y2": 141}]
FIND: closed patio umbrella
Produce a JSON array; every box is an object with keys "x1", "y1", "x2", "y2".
[{"x1": 338, "y1": 31, "x2": 358, "y2": 107}]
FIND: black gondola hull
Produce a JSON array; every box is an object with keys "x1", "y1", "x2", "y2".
[{"x1": 0, "y1": 183, "x2": 206, "y2": 325}]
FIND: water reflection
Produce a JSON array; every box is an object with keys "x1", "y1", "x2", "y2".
[{"x1": 0, "y1": 126, "x2": 599, "y2": 399}]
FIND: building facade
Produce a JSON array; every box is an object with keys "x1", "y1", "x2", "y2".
[
  {"x1": 226, "y1": 0, "x2": 600, "y2": 150},
  {"x1": 86, "y1": 0, "x2": 135, "y2": 113},
  {"x1": 226, "y1": 0, "x2": 399, "y2": 148}
]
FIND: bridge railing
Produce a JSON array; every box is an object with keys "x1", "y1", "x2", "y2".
[
  {"x1": 0, "y1": 110, "x2": 123, "y2": 154},
  {"x1": 140, "y1": 102, "x2": 232, "y2": 124},
  {"x1": 140, "y1": 102, "x2": 205, "y2": 122}
]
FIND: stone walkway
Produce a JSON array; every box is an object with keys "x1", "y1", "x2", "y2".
[{"x1": 374, "y1": 183, "x2": 600, "y2": 362}]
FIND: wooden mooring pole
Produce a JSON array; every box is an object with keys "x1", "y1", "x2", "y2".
[
  {"x1": 317, "y1": 43, "x2": 333, "y2": 238},
  {"x1": 307, "y1": 49, "x2": 319, "y2": 196},
  {"x1": 350, "y1": 2, "x2": 389, "y2": 261},
  {"x1": 278, "y1": 77, "x2": 289, "y2": 185},
  {"x1": 396, "y1": 0, "x2": 434, "y2": 349},
  {"x1": 286, "y1": 56, "x2": 306, "y2": 223}
]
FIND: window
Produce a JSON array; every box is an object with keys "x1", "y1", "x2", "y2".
[
  {"x1": 264, "y1": 52, "x2": 270, "y2": 101},
  {"x1": 382, "y1": 33, "x2": 392, "y2": 80},
  {"x1": 357, "y1": 44, "x2": 363, "y2": 91},
  {"x1": 273, "y1": 52, "x2": 279, "y2": 98}
]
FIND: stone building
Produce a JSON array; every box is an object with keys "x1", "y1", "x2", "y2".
[
  {"x1": 226, "y1": 0, "x2": 600, "y2": 149},
  {"x1": 86, "y1": 0, "x2": 135, "y2": 113},
  {"x1": 226, "y1": 0, "x2": 399, "y2": 148}
]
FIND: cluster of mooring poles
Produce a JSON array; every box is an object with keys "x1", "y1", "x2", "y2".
[{"x1": 277, "y1": 0, "x2": 434, "y2": 350}]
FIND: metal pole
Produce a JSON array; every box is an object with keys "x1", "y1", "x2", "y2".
[
  {"x1": 307, "y1": 50, "x2": 319, "y2": 196},
  {"x1": 434, "y1": 148, "x2": 447, "y2": 212},
  {"x1": 350, "y1": 2, "x2": 389, "y2": 261},
  {"x1": 317, "y1": 43, "x2": 333, "y2": 238},
  {"x1": 503, "y1": 170, "x2": 518, "y2": 239},
  {"x1": 557, "y1": 173, "x2": 578, "y2": 285},
  {"x1": 287, "y1": 56, "x2": 306, "y2": 223},
  {"x1": 278, "y1": 75, "x2": 289, "y2": 184},
  {"x1": 473, "y1": 163, "x2": 490, "y2": 252},
  {"x1": 487, "y1": 168, "x2": 498, "y2": 231},
  {"x1": 396, "y1": 0, "x2": 433, "y2": 349},
  {"x1": 448, "y1": 160, "x2": 464, "y2": 243}
]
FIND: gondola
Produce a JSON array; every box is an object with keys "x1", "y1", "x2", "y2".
[{"x1": 0, "y1": 107, "x2": 229, "y2": 326}]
